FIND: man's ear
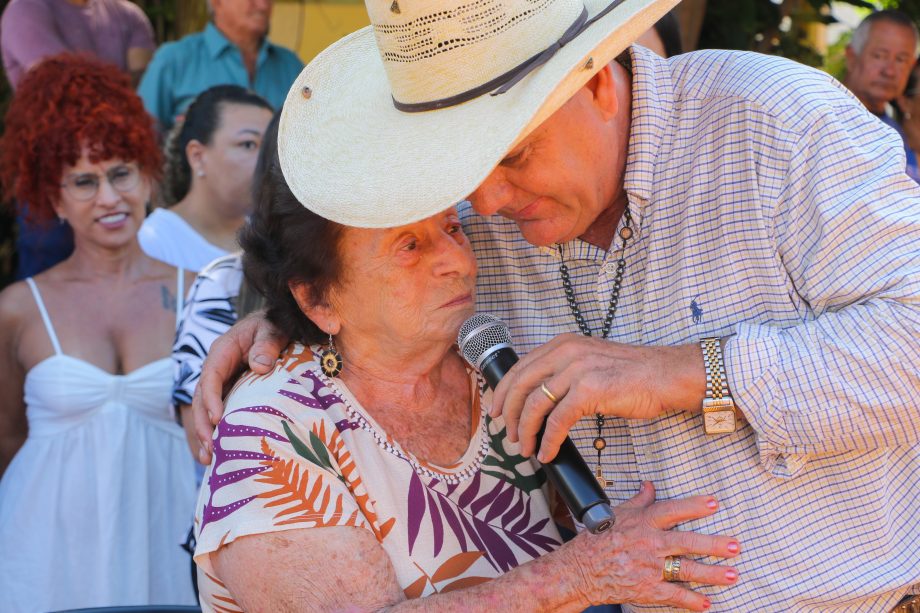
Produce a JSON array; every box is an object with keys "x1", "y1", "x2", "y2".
[
  {"x1": 289, "y1": 281, "x2": 341, "y2": 335},
  {"x1": 585, "y1": 63, "x2": 619, "y2": 121},
  {"x1": 844, "y1": 46, "x2": 857, "y2": 74}
]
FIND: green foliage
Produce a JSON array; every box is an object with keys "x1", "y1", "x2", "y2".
[{"x1": 698, "y1": 0, "x2": 879, "y2": 69}]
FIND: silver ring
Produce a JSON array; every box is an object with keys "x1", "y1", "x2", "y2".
[
  {"x1": 663, "y1": 556, "x2": 682, "y2": 582},
  {"x1": 540, "y1": 382, "x2": 560, "y2": 404}
]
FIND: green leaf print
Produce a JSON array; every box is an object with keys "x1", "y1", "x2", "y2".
[
  {"x1": 480, "y1": 423, "x2": 546, "y2": 493},
  {"x1": 281, "y1": 420, "x2": 345, "y2": 483}
]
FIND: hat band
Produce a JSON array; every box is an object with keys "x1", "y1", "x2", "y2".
[
  {"x1": 392, "y1": 0, "x2": 629, "y2": 113},
  {"x1": 393, "y1": 6, "x2": 587, "y2": 113}
]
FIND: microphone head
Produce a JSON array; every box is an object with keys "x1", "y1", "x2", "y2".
[{"x1": 457, "y1": 313, "x2": 513, "y2": 369}]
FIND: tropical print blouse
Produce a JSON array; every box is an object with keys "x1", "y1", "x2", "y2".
[{"x1": 193, "y1": 343, "x2": 563, "y2": 612}]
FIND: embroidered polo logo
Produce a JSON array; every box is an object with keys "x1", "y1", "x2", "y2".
[{"x1": 690, "y1": 296, "x2": 703, "y2": 324}]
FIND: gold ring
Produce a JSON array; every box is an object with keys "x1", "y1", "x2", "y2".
[
  {"x1": 540, "y1": 382, "x2": 560, "y2": 404},
  {"x1": 663, "y1": 556, "x2": 682, "y2": 582}
]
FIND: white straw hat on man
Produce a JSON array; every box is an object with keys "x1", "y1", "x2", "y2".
[{"x1": 278, "y1": 0, "x2": 681, "y2": 228}]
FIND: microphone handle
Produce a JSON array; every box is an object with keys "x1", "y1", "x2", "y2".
[
  {"x1": 479, "y1": 348, "x2": 614, "y2": 534},
  {"x1": 537, "y1": 424, "x2": 614, "y2": 534}
]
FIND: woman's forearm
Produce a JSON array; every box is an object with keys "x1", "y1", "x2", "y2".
[{"x1": 383, "y1": 542, "x2": 589, "y2": 612}]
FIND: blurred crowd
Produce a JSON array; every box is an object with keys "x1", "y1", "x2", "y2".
[{"x1": 0, "y1": 1, "x2": 917, "y2": 612}]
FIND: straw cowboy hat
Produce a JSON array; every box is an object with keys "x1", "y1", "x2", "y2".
[{"x1": 278, "y1": 0, "x2": 681, "y2": 228}]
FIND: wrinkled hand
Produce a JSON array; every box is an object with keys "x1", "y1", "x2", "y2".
[
  {"x1": 192, "y1": 310, "x2": 289, "y2": 463},
  {"x1": 491, "y1": 334, "x2": 705, "y2": 461},
  {"x1": 564, "y1": 482, "x2": 740, "y2": 611}
]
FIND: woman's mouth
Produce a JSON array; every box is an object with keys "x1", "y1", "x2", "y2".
[{"x1": 97, "y1": 212, "x2": 129, "y2": 228}]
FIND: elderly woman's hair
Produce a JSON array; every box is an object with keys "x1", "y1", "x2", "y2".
[
  {"x1": 0, "y1": 53, "x2": 161, "y2": 223},
  {"x1": 163, "y1": 85, "x2": 273, "y2": 205},
  {"x1": 239, "y1": 147, "x2": 345, "y2": 345},
  {"x1": 850, "y1": 10, "x2": 919, "y2": 55},
  {"x1": 234, "y1": 110, "x2": 282, "y2": 320}
]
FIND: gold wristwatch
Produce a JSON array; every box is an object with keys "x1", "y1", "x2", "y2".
[{"x1": 700, "y1": 337, "x2": 736, "y2": 434}]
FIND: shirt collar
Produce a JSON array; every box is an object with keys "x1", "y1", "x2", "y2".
[
  {"x1": 203, "y1": 22, "x2": 273, "y2": 62},
  {"x1": 542, "y1": 46, "x2": 672, "y2": 258},
  {"x1": 623, "y1": 44, "x2": 674, "y2": 213}
]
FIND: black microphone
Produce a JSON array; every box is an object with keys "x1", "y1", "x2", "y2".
[{"x1": 458, "y1": 314, "x2": 614, "y2": 534}]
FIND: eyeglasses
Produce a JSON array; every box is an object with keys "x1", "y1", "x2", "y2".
[{"x1": 60, "y1": 163, "x2": 141, "y2": 201}]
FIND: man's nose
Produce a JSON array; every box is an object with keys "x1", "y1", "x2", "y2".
[{"x1": 469, "y1": 173, "x2": 513, "y2": 217}]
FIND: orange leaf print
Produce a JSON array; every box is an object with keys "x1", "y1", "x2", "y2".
[
  {"x1": 202, "y1": 571, "x2": 245, "y2": 613},
  {"x1": 255, "y1": 439, "x2": 361, "y2": 529},
  {"x1": 439, "y1": 575, "x2": 492, "y2": 593},
  {"x1": 403, "y1": 575, "x2": 428, "y2": 600},
  {"x1": 430, "y1": 551, "x2": 486, "y2": 584}
]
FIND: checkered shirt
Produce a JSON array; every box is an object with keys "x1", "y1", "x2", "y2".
[{"x1": 461, "y1": 45, "x2": 920, "y2": 612}]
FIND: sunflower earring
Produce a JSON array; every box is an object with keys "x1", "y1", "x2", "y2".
[{"x1": 320, "y1": 333, "x2": 343, "y2": 378}]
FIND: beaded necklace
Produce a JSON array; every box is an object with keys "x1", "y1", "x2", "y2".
[{"x1": 557, "y1": 205, "x2": 633, "y2": 488}]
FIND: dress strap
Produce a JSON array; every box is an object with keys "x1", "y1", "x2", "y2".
[
  {"x1": 175, "y1": 267, "x2": 185, "y2": 326},
  {"x1": 24, "y1": 277, "x2": 63, "y2": 356}
]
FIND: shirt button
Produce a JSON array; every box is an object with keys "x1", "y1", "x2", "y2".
[{"x1": 603, "y1": 262, "x2": 618, "y2": 274}]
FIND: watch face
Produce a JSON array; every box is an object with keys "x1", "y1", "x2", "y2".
[{"x1": 704, "y1": 410, "x2": 736, "y2": 434}]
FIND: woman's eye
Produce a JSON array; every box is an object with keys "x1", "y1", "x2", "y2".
[
  {"x1": 74, "y1": 176, "x2": 97, "y2": 188},
  {"x1": 240, "y1": 141, "x2": 258, "y2": 151}
]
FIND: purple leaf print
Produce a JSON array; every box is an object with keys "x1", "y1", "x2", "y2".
[
  {"x1": 509, "y1": 497, "x2": 534, "y2": 533},
  {"x1": 457, "y1": 472, "x2": 481, "y2": 508},
  {"x1": 200, "y1": 405, "x2": 291, "y2": 531},
  {"x1": 334, "y1": 419, "x2": 361, "y2": 432},
  {"x1": 500, "y1": 490, "x2": 526, "y2": 528},
  {"x1": 472, "y1": 516, "x2": 518, "y2": 572},
  {"x1": 437, "y1": 496, "x2": 467, "y2": 551},
  {"x1": 469, "y1": 480, "x2": 505, "y2": 517},
  {"x1": 506, "y1": 532, "x2": 540, "y2": 559},
  {"x1": 425, "y1": 489, "x2": 444, "y2": 557},
  {"x1": 407, "y1": 471, "x2": 427, "y2": 555},
  {"x1": 484, "y1": 483, "x2": 516, "y2": 524},
  {"x1": 457, "y1": 510, "x2": 490, "y2": 565}
]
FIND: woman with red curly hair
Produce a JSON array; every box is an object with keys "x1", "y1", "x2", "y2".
[{"x1": 0, "y1": 54, "x2": 197, "y2": 611}]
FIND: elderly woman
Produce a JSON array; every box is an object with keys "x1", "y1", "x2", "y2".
[
  {"x1": 191, "y1": 145, "x2": 741, "y2": 611},
  {"x1": 0, "y1": 55, "x2": 197, "y2": 612}
]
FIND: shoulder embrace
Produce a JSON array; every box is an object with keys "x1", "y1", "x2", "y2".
[{"x1": 224, "y1": 346, "x2": 325, "y2": 415}]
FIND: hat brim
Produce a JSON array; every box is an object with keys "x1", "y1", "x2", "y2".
[{"x1": 278, "y1": 0, "x2": 679, "y2": 228}]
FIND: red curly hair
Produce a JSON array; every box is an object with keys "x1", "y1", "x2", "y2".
[{"x1": 0, "y1": 53, "x2": 162, "y2": 223}]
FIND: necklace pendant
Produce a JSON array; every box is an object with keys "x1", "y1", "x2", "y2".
[{"x1": 595, "y1": 466, "x2": 607, "y2": 489}]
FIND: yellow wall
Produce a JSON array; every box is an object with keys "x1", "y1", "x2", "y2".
[{"x1": 270, "y1": 1, "x2": 370, "y2": 64}]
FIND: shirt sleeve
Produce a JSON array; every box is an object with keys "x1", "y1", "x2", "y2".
[
  {"x1": 724, "y1": 94, "x2": 920, "y2": 474},
  {"x1": 193, "y1": 381, "x2": 371, "y2": 576},
  {"x1": 123, "y1": 2, "x2": 156, "y2": 51},
  {"x1": 0, "y1": 1, "x2": 69, "y2": 79},
  {"x1": 137, "y1": 45, "x2": 175, "y2": 130},
  {"x1": 172, "y1": 264, "x2": 239, "y2": 410}
]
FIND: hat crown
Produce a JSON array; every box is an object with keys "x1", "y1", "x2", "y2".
[{"x1": 369, "y1": 0, "x2": 585, "y2": 106}]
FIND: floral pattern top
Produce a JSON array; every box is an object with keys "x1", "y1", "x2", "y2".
[{"x1": 193, "y1": 343, "x2": 563, "y2": 612}]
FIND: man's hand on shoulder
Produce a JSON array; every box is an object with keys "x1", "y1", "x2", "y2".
[{"x1": 193, "y1": 310, "x2": 289, "y2": 463}]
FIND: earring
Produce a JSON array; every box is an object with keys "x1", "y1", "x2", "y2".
[
  {"x1": 320, "y1": 333, "x2": 343, "y2": 377},
  {"x1": 196, "y1": 168, "x2": 205, "y2": 177}
]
